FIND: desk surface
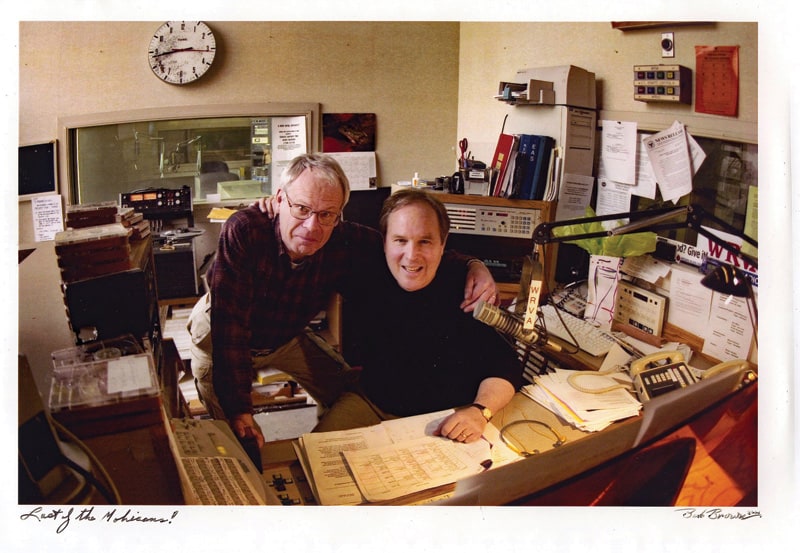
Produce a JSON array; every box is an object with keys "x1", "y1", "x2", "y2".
[
  {"x1": 259, "y1": 373, "x2": 756, "y2": 507},
  {"x1": 73, "y1": 373, "x2": 754, "y2": 506},
  {"x1": 84, "y1": 421, "x2": 185, "y2": 505}
]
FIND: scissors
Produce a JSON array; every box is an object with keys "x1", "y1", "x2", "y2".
[{"x1": 459, "y1": 138, "x2": 468, "y2": 166}]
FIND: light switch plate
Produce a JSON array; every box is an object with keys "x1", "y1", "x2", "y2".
[{"x1": 661, "y1": 32, "x2": 675, "y2": 58}]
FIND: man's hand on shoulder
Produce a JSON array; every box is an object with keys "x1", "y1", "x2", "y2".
[
  {"x1": 251, "y1": 196, "x2": 276, "y2": 218},
  {"x1": 461, "y1": 259, "x2": 499, "y2": 313}
]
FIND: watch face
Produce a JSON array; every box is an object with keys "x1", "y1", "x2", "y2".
[{"x1": 148, "y1": 21, "x2": 216, "y2": 85}]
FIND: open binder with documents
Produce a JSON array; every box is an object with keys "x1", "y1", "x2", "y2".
[{"x1": 293, "y1": 409, "x2": 518, "y2": 505}]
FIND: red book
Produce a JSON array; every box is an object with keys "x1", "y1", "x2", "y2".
[{"x1": 490, "y1": 133, "x2": 516, "y2": 196}]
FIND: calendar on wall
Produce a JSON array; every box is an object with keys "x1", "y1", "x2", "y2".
[{"x1": 695, "y1": 45, "x2": 739, "y2": 117}]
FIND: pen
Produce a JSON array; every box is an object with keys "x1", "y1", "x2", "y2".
[{"x1": 610, "y1": 333, "x2": 646, "y2": 358}]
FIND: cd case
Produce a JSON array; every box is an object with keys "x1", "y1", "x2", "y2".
[{"x1": 49, "y1": 335, "x2": 158, "y2": 413}]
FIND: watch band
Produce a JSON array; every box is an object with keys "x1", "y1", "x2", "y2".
[{"x1": 470, "y1": 402, "x2": 493, "y2": 421}]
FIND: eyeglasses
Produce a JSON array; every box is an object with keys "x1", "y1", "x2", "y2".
[{"x1": 284, "y1": 191, "x2": 341, "y2": 226}]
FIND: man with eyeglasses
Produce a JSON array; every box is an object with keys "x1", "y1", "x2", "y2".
[{"x1": 188, "y1": 153, "x2": 498, "y2": 447}]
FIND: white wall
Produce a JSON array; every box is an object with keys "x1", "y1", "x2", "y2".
[
  {"x1": 18, "y1": 21, "x2": 759, "y2": 245},
  {"x1": 457, "y1": 22, "x2": 758, "y2": 165},
  {"x1": 18, "y1": 21, "x2": 461, "y2": 244}
]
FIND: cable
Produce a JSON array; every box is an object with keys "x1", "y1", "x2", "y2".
[
  {"x1": 50, "y1": 416, "x2": 122, "y2": 504},
  {"x1": 499, "y1": 419, "x2": 567, "y2": 456},
  {"x1": 566, "y1": 366, "x2": 633, "y2": 394},
  {"x1": 539, "y1": 299, "x2": 581, "y2": 355}
]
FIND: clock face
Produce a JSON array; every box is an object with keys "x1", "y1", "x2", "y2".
[{"x1": 148, "y1": 21, "x2": 216, "y2": 85}]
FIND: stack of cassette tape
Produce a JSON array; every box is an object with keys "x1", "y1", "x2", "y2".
[
  {"x1": 117, "y1": 206, "x2": 151, "y2": 241},
  {"x1": 65, "y1": 201, "x2": 119, "y2": 229},
  {"x1": 54, "y1": 223, "x2": 133, "y2": 283}
]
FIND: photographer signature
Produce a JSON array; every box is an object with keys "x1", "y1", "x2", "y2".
[{"x1": 676, "y1": 508, "x2": 762, "y2": 520}]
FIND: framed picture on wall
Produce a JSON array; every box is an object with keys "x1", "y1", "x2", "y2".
[{"x1": 322, "y1": 113, "x2": 376, "y2": 152}]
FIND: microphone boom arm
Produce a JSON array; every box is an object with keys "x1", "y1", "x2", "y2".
[{"x1": 532, "y1": 203, "x2": 758, "y2": 270}]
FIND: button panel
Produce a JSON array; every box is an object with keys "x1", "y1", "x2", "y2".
[{"x1": 633, "y1": 64, "x2": 692, "y2": 104}]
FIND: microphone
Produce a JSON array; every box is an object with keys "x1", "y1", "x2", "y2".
[{"x1": 473, "y1": 300, "x2": 562, "y2": 353}]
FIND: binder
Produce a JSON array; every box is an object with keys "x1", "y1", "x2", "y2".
[
  {"x1": 514, "y1": 134, "x2": 535, "y2": 199},
  {"x1": 490, "y1": 133, "x2": 516, "y2": 197},
  {"x1": 529, "y1": 136, "x2": 555, "y2": 200}
]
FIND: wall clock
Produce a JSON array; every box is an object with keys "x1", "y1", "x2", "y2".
[{"x1": 148, "y1": 21, "x2": 217, "y2": 85}]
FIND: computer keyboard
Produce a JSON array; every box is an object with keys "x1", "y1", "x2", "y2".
[
  {"x1": 539, "y1": 304, "x2": 616, "y2": 357},
  {"x1": 167, "y1": 418, "x2": 270, "y2": 505},
  {"x1": 180, "y1": 456, "x2": 262, "y2": 505}
]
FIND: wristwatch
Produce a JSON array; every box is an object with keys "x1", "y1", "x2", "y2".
[{"x1": 470, "y1": 403, "x2": 493, "y2": 421}]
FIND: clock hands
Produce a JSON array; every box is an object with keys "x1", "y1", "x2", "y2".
[{"x1": 151, "y1": 47, "x2": 213, "y2": 58}]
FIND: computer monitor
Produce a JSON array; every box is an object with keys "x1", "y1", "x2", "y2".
[
  {"x1": 343, "y1": 187, "x2": 391, "y2": 229},
  {"x1": 19, "y1": 140, "x2": 58, "y2": 200}
]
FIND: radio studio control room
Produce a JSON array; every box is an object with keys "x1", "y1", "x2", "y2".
[{"x1": 13, "y1": 13, "x2": 794, "y2": 551}]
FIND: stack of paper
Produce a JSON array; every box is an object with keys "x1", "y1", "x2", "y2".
[{"x1": 522, "y1": 368, "x2": 641, "y2": 432}]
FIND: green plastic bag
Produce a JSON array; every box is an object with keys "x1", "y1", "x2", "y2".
[{"x1": 553, "y1": 207, "x2": 658, "y2": 257}]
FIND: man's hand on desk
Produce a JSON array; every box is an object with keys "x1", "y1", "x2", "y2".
[
  {"x1": 231, "y1": 413, "x2": 265, "y2": 449},
  {"x1": 434, "y1": 408, "x2": 487, "y2": 444}
]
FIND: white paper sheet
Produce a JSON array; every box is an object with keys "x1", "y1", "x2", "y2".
[
  {"x1": 600, "y1": 120, "x2": 637, "y2": 184},
  {"x1": 586, "y1": 255, "x2": 623, "y2": 329},
  {"x1": 343, "y1": 435, "x2": 487, "y2": 502},
  {"x1": 555, "y1": 173, "x2": 594, "y2": 221},
  {"x1": 633, "y1": 135, "x2": 658, "y2": 199},
  {"x1": 596, "y1": 178, "x2": 632, "y2": 216},
  {"x1": 270, "y1": 115, "x2": 308, "y2": 185},
  {"x1": 296, "y1": 409, "x2": 507, "y2": 505},
  {"x1": 665, "y1": 263, "x2": 714, "y2": 339},
  {"x1": 106, "y1": 355, "x2": 154, "y2": 394},
  {"x1": 641, "y1": 121, "x2": 694, "y2": 203},
  {"x1": 31, "y1": 195, "x2": 64, "y2": 242},
  {"x1": 621, "y1": 255, "x2": 672, "y2": 284},
  {"x1": 702, "y1": 292, "x2": 755, "y2": 361}
]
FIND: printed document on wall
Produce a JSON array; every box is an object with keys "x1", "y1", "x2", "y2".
[
  {"x1": 597, "y1": 137, "x2": 658, "y2": 200},
  {"x1": 555, "y1": 173, "x2": 594, "y2": 221},
  {"x1": 271, "y1": 115, "x2": 308, "y2": 184},
  {"x1": 642, "y1": 121, "x2": 705, "y2": 203},
  {"x1": 596, "y1": 177, "x2": 632, "y2": 217},
  {"x1": 31, "y1": 195, "x2": 64, "y2": 242},
  {"x1": 702, "y1": 292, "x2": 755, "y2": 361},
  {"x1": 599, "y1": 120, "x2": 637, "y2": 185}
]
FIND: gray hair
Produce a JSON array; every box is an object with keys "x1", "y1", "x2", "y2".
[{"x1": 280, "y1": 153, "x2": 351, "y2": 207}]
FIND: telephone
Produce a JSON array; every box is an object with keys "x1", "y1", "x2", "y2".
[
  {"x1": 630, "y1": 351, "x2": 696, "y2": 402},
  {"x1": 630, "y1": 351, "x2": 755, "y2": 402}
]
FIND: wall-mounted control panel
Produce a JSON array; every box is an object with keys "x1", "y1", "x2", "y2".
[{"x1": 633, "y1": 64, "x2": 692, "y2": 104}]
